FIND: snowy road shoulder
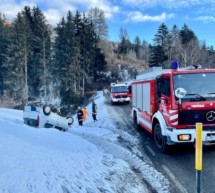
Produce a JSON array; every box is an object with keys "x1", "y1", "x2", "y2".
[{"x1": 0, "y1": 91, "x2": 170, "y2": 193}]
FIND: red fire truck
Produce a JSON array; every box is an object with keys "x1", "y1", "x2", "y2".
[
  {"x1": 131, "y1": 62, "x2": 215, "y2": 152},
  {"x1": 110, "y1": 82, "x2": 130, "y2": 104}
]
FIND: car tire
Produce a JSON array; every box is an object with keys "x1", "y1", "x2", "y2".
[
  {"x1": 67, "y1": 117, "x2": 74, "y2": 126},
  {"x1": 43, "y1": 105, "x2": 51, "y2": 116}
]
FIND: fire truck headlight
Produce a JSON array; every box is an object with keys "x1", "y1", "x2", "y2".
[{"x1": 178, "y1": 134, "x2": 191, "y2": 141}]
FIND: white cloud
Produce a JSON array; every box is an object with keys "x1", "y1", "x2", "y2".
[
  {"x1": 98, "y1": 5, "x2": 120, "y2": 19},
  {"x1": 43, "y1": 0, "x2": 120, "y2": 18},
  {"x1": 0, "y1": 0, "x2": 120, "y2": 25},
  {"x1": 121, "y1": 0, "x2": 214, "y2": 9},
  {"x1": 0, "y1": 1, "x2": 37, "y2": 20},
  {"x1": 43, "y1": 0, "x2": 120, "y2": 22},
  {"x1": 122, "y1": 0, "x2": 157, "y2": 8},
  {"x1": 81, "y1": 0, "x2": 120, "y2": 19},
  {"x1": 1, "y1": 0, "x2": 215, "y2": 25},
  {"x1": 196, "y1": 16, "x2": 215, "y2": 22},
  {"x1": 43, "y1": 9, "x2": 62, "y2": 26},
  {"x1": 125, "y1": 11, "x2": 175, "y2": 23}
]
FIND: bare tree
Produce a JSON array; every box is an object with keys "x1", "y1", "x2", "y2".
[
  {"x1": 88, "y1": 7, "x2": 108, "y2": 40},
  {"x1": 197, "y1": 43, "x2": 215, "y2": 68},
  {"x1": 174, "y1": 38, "x2": 200, "y2": 67}
]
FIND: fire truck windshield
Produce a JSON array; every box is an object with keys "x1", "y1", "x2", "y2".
[
  {"x1": 173, "y1": 72, "x2": 215, "y2": 101},
  {"x1": 112, "y1": 86, "x2": 127, "y2": 93}
]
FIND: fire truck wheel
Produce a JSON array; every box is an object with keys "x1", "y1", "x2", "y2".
[
  {"x1": 43, "y1": 105, "x2": 51, "y2": 116},
  {"x1": 153, "y1": 123, "x2": 169, "y2": 153},
  {"x1": 133, "y1": 111, "x2": 140, "y2": 130}
]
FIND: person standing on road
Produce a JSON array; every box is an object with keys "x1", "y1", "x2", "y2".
[
  {"x1": 82, "y1": 108, "x2": 89, "y2": 122},
  {"x1": 92, "y1": 101, "x2": 97, "y2": 122},
  {"x1": 76, "y1": 106, "x2": 84, "y2": 126}
]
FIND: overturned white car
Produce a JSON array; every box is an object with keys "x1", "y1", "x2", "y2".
[{"x1": 23, "y1": 105, "x2": 74, "y2": 131}]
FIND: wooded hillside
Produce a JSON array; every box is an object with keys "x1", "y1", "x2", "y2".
[{"x1": 0, "y1": 6, "x2": 215, "y2": 111}]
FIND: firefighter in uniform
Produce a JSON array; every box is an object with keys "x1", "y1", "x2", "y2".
[
  {"x1": 92, "y1": 101, "x2": 97, "y2": 122},
  {"x1": 76, "y1": 107, "x2": 84, "y2": 126}
]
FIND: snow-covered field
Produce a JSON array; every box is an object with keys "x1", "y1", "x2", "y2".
[{"x1": 0, "y1": 91, "x2": 170, "y2": 193}]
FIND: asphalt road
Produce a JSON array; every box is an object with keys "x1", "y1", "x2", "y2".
[{"x1": 105, "y1": 99, "x2": 215, "y2": 193}]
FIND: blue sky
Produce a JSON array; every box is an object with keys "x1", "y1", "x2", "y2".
[{"x1": 1, "y1": 0, "x2": 215, "y2": 46}]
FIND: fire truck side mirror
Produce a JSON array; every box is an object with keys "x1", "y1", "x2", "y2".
[{"x1": 175, "y1": 87, "x2": 186, "y2": 99}]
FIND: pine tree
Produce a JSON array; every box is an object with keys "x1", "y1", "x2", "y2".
[
  {"x1": 141, "y1": 40, "x2": 150, "y2": 62},
  {"x1": 54, "y1": 11, "x2": 83, "y2": 105},
  {"x1": 53, "y1": 17, "x2": 67, "y2": 78},
  {"x1": 53, "y1": 17, "x2": 67, "y2": 103},
  {"x1": 93, "y1": 47, "x2": 107, "y2": 82},
  {"x1": 30, "y1": 6, "x2": 51, "y2": 100},
  {"x1": 153, "y1": 23, "x2": 169, "y2": 47},
  {"x1": 134, "y1": 36, "x2": 141, "y2": 59},
  {"x1": 168, "y1": 25, "x2": 180, "y2": 64},
  {"x1": 84, "y1": 16, "x2": 97, "y2": 76},
  {"x1": 72, "y1": 10, "x2": 82, "y2": 94},
  {"x1": 151, "y1": 23, "x2": 169, "y2": 67},
  {"x1": 180, "y1": 24, "x2": 197, "y2": 45},
  {"x1": 118, "y1": 27, "x2": 131, "y2": 55},
  {"x1": 80, "y1": 14, "x2": 93, "y2": 94},
  {"x1": 5, "y1": 6, "x2": 51, "y2": 105},
  {"x1": 148, "y1": 44, "x2": 161, "y2": 67},
  {"x1": 5, "y1": 9, "x2": 33, "y2": 105},
  {"x1": 0, "y1": 13, "x2": 10, "y2": 96}
]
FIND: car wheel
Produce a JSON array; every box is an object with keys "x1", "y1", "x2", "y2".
[
  {"x1": 153, "y1": 123, "x2": 169, "y2": 153},
  {"x1": 43, "y1": 105, "x2": 51, "y2": 116},
  {"x1": 67, "y1": 117, "x2": 74, "y2": 126}
]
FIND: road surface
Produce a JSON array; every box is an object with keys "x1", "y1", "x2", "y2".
[{"x1": 105, "y1": 98, "x2": 215, "y2": 193}]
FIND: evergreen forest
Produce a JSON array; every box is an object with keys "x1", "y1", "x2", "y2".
[{"x1": 1, "y1": 6, "x2": 215, "y2": 111}]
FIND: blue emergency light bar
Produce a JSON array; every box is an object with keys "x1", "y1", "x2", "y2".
[{"x1": 171, "y1": 61, "x2": 179, "y2": 69}]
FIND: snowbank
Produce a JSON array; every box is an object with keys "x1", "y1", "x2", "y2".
[{"x1": 0, "y1": 91, "x2": 170, "y2": 193}]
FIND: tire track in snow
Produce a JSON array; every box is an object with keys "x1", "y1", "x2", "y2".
[
  {"x1": 105, "y1": 102, "x2": 153, "y2": 165},
  {"x1": 69, "y1": 129, "x2": 170, "y2": 193},
  {"x1": 85, "y1": 97, "x2": 169, "y2": 192}
]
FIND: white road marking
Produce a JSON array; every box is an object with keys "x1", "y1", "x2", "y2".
[
  {"x1": 161, "y1": 165, "x2": 188, "y2": 193},
  {"x1": 146, "y1": 145, "x2": 156, "y2": 156}
]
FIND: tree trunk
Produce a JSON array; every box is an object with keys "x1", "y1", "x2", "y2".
[
  {"x1": 24, "y1": 44, "x2": 28, "y2": 105},
  {"x1": 43, "y1": 37, "x2": 47, "y2": 102},
  {"x1": 82, "y1": 72, "x2": 85, "y2": 96}
]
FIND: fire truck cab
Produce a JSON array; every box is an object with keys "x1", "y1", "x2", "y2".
[
  {"x1": 131, "y1": 62, "x2": 215, "y2": 152},
  {"x1": 110, "y1": 82, "x2": 130, "y2": 104}
]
